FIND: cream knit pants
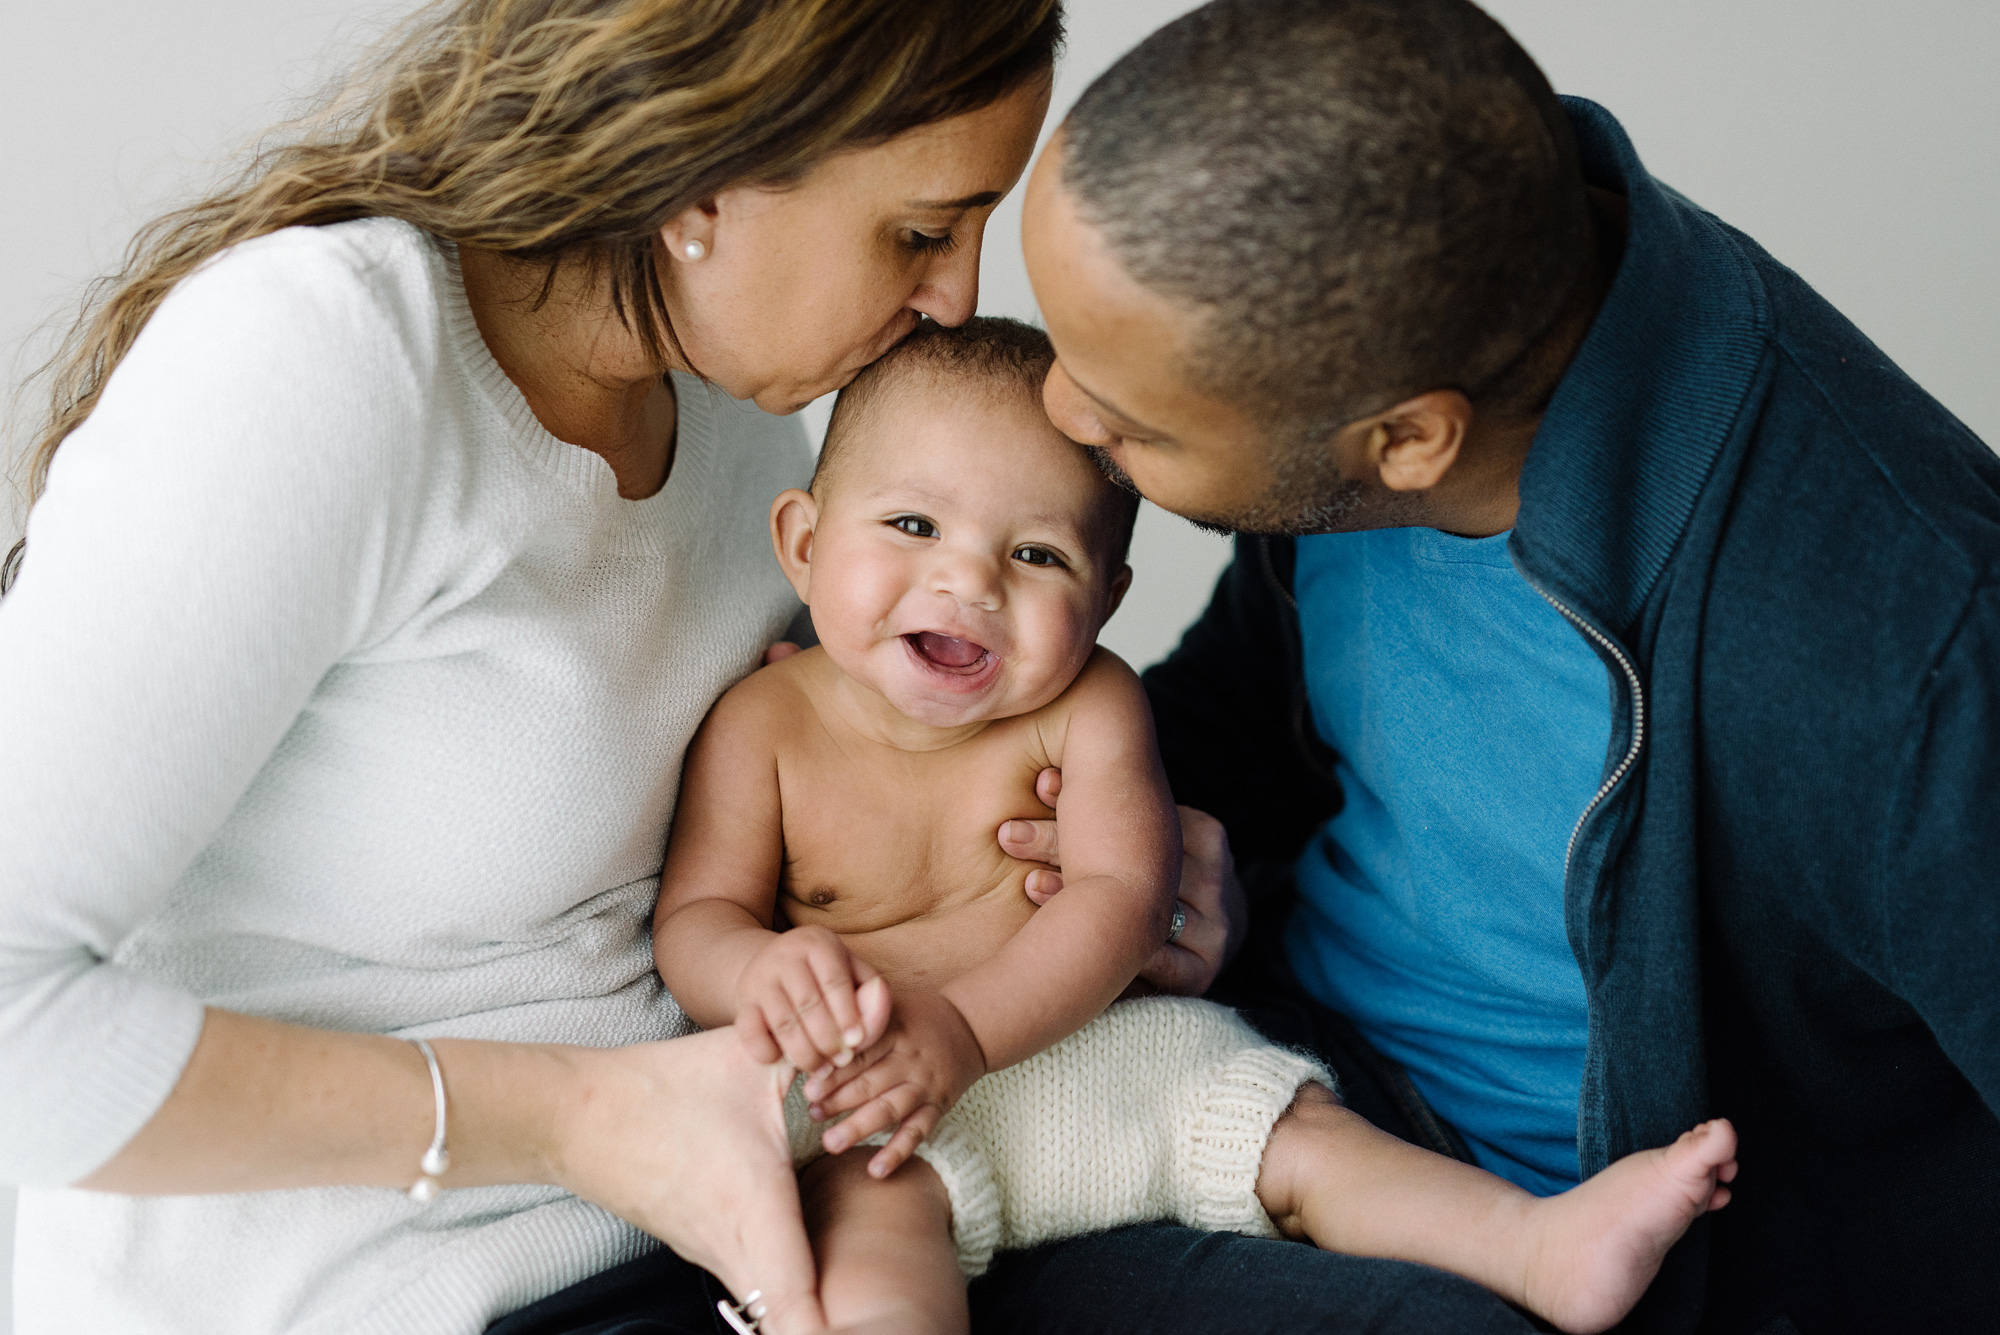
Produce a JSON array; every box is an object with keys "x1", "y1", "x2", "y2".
[{"x1": 786, "y1": 996, "x2": 1332, "y2": 1276}]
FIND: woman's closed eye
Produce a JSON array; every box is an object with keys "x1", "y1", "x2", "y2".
[
  {"x1": 904, "y1": 228, "x2": 958, "y2": 255},
  {"x1": 889, "y1": 514, "x2": 938, "y2": 538}
]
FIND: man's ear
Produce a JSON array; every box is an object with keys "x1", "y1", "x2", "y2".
[
  {"x1": 1103, "y1": 563, "x2": 1133, "y2": 622},
  {"x1": 770, "y1": 488, "x2": 818, "y2": 601},
  {"x1": 1344, "y1": 389, "x2": 1473, "y2": 493}
]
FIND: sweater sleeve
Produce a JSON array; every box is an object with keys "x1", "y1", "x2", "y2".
[
  {"x1": 1880, "y1": 581, "x2": 2000, "y2": 1116},
  {"x1": 0, "y1": 229, "x2": 430, "y2": 1184}
]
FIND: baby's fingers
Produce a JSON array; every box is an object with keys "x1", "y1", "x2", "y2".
[
  {"x1": 820, "y1": 1080, "x2": 924, "y2": 1156},
  {"x1": 735, "y1": 1007, "x2": 784, "y2": 1066},
  {"x1": 867, "y1": 1105, "x2": 940, "y2": 1179}
]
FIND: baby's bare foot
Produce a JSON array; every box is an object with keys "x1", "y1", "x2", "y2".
[{"x1": 1520, "y1": 1119, "x2": 1738, "y2": 1334}]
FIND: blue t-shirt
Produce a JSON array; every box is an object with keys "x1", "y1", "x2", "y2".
[{"x1": 1283, "y1": 527, "x2": 1607, "y2": 1195}]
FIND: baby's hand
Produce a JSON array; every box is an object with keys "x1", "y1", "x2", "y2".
[
  {"x1": 735, "y1": 926, "x2": 881, "y2": 1073},
  {"x1": 805, "y1": 990, "x2": 987, "y2": 1178}
]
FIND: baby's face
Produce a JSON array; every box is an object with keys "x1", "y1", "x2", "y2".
[{"x1": 780, "y1": 379, "x2": 1130, "y2": 729}]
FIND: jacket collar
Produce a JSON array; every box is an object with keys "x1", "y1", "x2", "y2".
[{"x1": 1509, "y1": 99, "x2": 1771, "y2": 636}]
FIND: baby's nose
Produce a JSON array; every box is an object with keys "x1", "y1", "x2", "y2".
[{"x1": 928, "y1": 549, "x2": 1004, "y2": 611}]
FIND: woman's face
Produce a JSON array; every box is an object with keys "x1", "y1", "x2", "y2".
[{"x1": 660, "y1": 78, "x2": 1051, "y2": 415}]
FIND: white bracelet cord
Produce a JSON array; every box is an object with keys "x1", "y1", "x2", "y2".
[{"x1": 407, "y1": 1038, "x2": 451, "y2": 1203}]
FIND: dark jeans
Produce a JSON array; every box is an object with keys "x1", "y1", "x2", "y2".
[{"x1": 490, "y1": 902, "x2": 1535, "y2": 1334}]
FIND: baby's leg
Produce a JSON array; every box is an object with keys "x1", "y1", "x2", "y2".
[
  {"x1": 797, "y1": 1147, "x2": 967, "y2": 1335},
  {"x1": 1257, "y1": 1084, "x2": 1736, "y2": 1335}
]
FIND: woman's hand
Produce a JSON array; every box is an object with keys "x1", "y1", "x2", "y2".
[
  {"x1": 997, "y1": 769, "x2": 1247, "y2": 996},
  {"x1": 550, "y1": 987, "x2": 891, "y2": 1334}
]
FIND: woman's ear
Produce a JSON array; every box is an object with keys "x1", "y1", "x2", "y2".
[
  {"x1": 659, "y1": 198, "x2": 721, "y2": 264},
  {"x1": 1346, "y1": 389, "x2": 1472, "y2": 493},
  {"x1": 770, "y1": 488, "x2": 819, "y2": 600}
]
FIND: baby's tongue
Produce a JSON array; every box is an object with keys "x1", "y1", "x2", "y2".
[{"x1": 911, "y1": 631, "x2": 986, "y2": 669}]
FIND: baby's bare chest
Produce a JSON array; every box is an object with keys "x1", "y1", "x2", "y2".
[{"x1": 775, "y1": 728, "x2": 1053, "y2": 939}]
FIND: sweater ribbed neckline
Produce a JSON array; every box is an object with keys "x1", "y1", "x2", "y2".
[{"x1": 431, "y1": 234, "x2": 719, "y2": 559}]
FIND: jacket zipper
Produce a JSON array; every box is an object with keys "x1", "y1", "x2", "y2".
[{"x1": 1531, "y1": 584, "x2": 1647, "y2": 873}]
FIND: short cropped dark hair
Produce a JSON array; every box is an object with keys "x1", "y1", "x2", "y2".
[
  {"x1": 1062, "y1": 0, "x2": 1592, "y2": 445},
  {"x1": 817, "y1": 316, "x2": 1142, "y2": 566}
]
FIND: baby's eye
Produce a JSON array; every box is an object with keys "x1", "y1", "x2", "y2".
[
  {"x1": 891, "y1": 515, "x2": 938, "y2": 538},
  {"x1": 1012, "y1": 546, "x2": 1065, "y2": 569}
]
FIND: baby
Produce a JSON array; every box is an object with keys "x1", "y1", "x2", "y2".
[{"x1": 654, "y1": 318, "x2": 1737, "y2": 1335}]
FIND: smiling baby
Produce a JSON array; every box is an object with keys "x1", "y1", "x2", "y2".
[{"x1": 653, "y1": 317, "x2": 1737, "y2": 1335}]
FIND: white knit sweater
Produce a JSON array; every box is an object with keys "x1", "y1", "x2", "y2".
[{"x1": 0, "y1": 218, "x2": 809, "y2": 1333}]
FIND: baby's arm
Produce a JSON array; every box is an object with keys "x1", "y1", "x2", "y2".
[
  {"x1": 653, "y1": 678, "x2": 880, "y2": 1071},
  {"x1": 813, "y1": 651, "x2": 1180, "y2": 1164}
]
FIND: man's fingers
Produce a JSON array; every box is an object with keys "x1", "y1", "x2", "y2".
[
  {"x1": 998, "y1": 817, "x2": 1060, "y2": 869},
  {"x1": 1023, "y1": 867, "x2": 1064, "y2": 906},
  {"x1": 1034, "y1": 767, "x2": 1062, "y2": 808},
  {"x1": 1177, "y1": 805, "x2": 1227, "y2": 862}
]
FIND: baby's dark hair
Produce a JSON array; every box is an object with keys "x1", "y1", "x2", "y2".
[{"x1": 815, "y1": 316, "x2": 1141, "y2": 567}]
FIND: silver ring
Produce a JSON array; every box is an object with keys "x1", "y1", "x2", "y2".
[
  {"x1": 718, "y1": 1290, "x2": 766, "y2": 1334},
  {"x1": 1166, "y1": 904, "x2": 1187, "y2": 945}
]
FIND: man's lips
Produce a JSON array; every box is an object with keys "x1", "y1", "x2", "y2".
[{"x1": 906, "y1": 631, "x2": 992, "y2": 674}]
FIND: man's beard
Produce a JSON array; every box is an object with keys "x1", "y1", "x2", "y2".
[{"x1": 1085, "y1": 442, "x2": 1384, "y2": 538}]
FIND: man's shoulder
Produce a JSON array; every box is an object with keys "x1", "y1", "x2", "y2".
[{"x1": 1734, "y1": 238, "x2": 2000, "y2": 588}]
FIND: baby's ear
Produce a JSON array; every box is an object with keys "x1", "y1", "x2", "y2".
[
  {"x1": 1103, "y1": 563, "x2": 1133, "y2": 622},
  {"x1": 770, "y1": 488, "x2": 819, "y2": 601}
]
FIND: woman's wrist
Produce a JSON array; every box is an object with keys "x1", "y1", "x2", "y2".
[{"x1": 427, "y1": 1038, "x2": 587, "y2": 1193}]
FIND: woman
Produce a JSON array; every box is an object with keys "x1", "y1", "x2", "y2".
[{"x1": 0, "y1": 1, "x2": 1193, "y2": 1330}]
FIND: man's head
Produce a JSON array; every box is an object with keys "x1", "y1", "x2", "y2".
[
  {"x1": 1022, "y1": 0, "x2": 1596, "y2": 535},
  {"x1": 773, "y1": 317, "x2": 1138, "y2": 728}
]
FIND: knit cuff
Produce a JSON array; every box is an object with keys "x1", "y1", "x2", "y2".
[
  {"x1": 910, "y1": 1118, "x2": 1003, "y2": 1277},
  {"x1": 1179, "y1": 1044, "x2": 1333, "y2": 1238}
]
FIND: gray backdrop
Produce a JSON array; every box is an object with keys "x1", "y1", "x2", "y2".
[{"x1": 3, "y1": 1, "x2": 1996, "y2": 1326}]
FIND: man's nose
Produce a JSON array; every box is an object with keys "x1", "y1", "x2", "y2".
[{"x1": 1042, "y1": 362, "x2": 1112, "y2": 446}]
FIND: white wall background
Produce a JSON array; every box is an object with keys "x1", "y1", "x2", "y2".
[{"x1": 2, "y1": 1, "x2": 1995, "y2": 1326}]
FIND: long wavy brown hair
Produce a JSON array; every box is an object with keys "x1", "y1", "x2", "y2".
[{"x1": 2, "y1": 0, "x2": 1063, "y2": 592}]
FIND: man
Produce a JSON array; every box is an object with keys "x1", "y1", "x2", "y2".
[{"x1": 997, "y1": 0, "x2": 1999, "y2": 1331}]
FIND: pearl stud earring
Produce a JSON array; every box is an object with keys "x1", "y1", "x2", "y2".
[{"x1": 681, "y1": 239, "x2": 707, "y2": 261}]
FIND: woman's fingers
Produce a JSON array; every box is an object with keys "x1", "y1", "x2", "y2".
[
  {"x1": 867, "y1": 1105, "x2": 940, "y2": 1179},
  {"x1": 1034, "y1": 766, "x2": 1062, "y2": 808},
  {"x1": 762, "y1": 640, "x2": 803, "y2": 665},
  {"x1": 558, "y1": 1033, "x2": 825, "y2": 1331}
]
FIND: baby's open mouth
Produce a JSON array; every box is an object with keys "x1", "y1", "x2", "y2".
[{"x1": 906, "y1": 631, "x2": 992, "y2": 675}]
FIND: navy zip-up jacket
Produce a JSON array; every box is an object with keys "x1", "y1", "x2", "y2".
[{"x1": 1143, "y1": 100, "x2": 2000, "y2": 1335}]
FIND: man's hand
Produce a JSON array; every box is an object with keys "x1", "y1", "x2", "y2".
[
  {"x1": 735, "y1": 926, "x2": 884, "y2": 1073},
  {"x1": 998, "y1": 769, "x2": 1247, "y2": 996},
  {"x1": 800, "y1": 989, "x2": 986, "y2": 1179}
]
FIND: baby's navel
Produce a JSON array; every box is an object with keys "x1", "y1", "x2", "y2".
[{"x1": 807, "y1": 888, "x2": 837, "y2": 907}]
